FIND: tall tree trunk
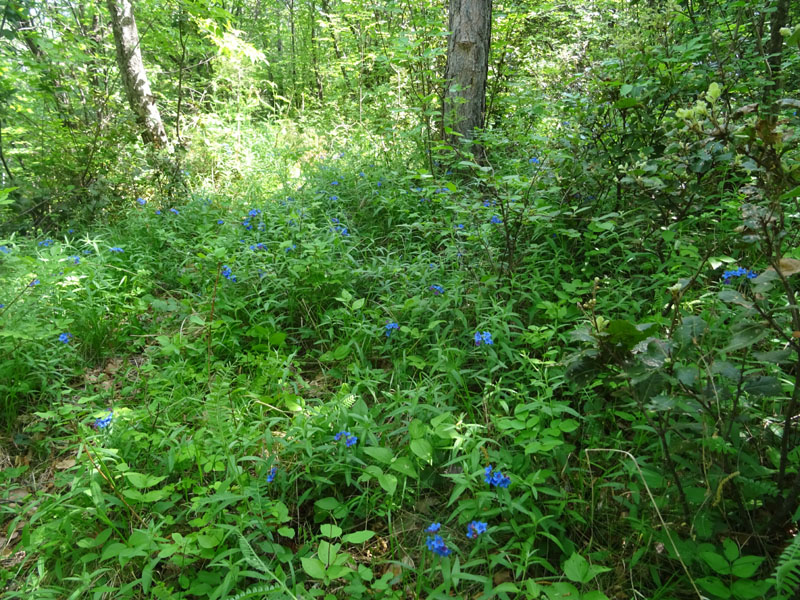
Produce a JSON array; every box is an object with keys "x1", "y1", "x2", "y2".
[
  {"x1": 443, "y1": 0, "x2": 491, "y2": 152},
  {"x1": 106, "y1": 0, "x2": 170, "y2": 148}
]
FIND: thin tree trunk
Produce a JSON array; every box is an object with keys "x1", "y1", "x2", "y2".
[
  {"x1": 443, "y1": 0, "x2": 492, "y2": 152},
  {"x1": 106, "y1": 0, "x2": 170, "y2": 149}
]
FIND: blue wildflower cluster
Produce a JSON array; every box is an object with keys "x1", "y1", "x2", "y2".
[
  {"x1": 109, "y1": 247, "x2": 124, "y2": 253},
  {"x1": 136, "y1": 197, "x2": 147, "y2": 205},
  {"x1": 334, "y1": 431, "x2": 358, "y2": 447},
  {"x1": 529, "y1": 157, "x2": 540, "y2": 164},
  {"x1": 474, "y1": 331, "x2": 493, "y2": 346},
  {"x1": 249, "y1": 208, "x2": 262, "y2": 217},
  {"x1": 250, "y1": 243, "x2": 266, "y2": 251},
  {"x1": 70, "y1": 256, "x2": 80, "y2": 265},
  {"x1": 426, "y1": 533, "x2": 452, "y2": 557},
  {"x1": 266, "y1": 466, "x2": 278, "y2": 483},
  {"x1": 58, "y1": 333, "x2": 73, "y2": 344},
  {"x1": 484, "y1": 465, "x2": 510, "y2": 488},
  {"x1": 429, "y1": 285, "x2": 444, "y2": 295},
  {"x1": 222, "y1": 265, "x2": 237, "y2": 282},
  {"x1": 722, "y1": 267, "x2": 758, "y2": 284},
  {"x1": 385, "y1": 322, "x2": 399, "y2": 337},
  {"x1": 29, "y1": 279, "x2": 40, "y2": 287},
  {"x1": 38, "y1": 239, "x2": 54, "y2": 248},
  {"x1": 93, "y1": 410, "x2": 113, "y2": 429},
  {"x1": 285, "y1": 244, "x2": 297, "y2": 252},
  {"x1": 490, "y1": 215, "x2": 503, "y2": 224},
  {"x1": 466, "y1": 520, "x2": 488, "y2": 539},
  {"x1": 169, "y1": 208, "x2": 179, "y2": 215}
]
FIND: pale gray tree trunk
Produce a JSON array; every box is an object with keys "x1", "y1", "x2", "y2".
[
  {"x1": 106, "y1": 0, "x2": 170, "y2": 148},
  {"x1": 443, "y1": 0, "x2": 491, "y2": 151}
]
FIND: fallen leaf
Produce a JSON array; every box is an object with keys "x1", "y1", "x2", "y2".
[{"x1": 54, "y1": 457, "x2": 76, "y2": 470}]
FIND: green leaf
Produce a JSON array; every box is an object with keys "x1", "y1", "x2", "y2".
[
  {"x1": 730, "y1": 555, "x2": 764, "y2": 578},
  {"x1": 342, "y1": 530, "x2": 375, "y2": 544},
  {"x1": 317, "y1": 540, "x2": 339, "y2": 567},
  {"x1": 301, "y1": 557, "x2": 327, "y2": 580},
  {"x1": 696, "y1": 576, "x2": 731, "y2": 599},
  {"x1": 351, "y1": 298, "x2": 365, "y2": 310},
  {"x1": 378, "y1": 473, "x2": 397, "y2": 495},
  {"x1": 277, "y1": 527, "x2": 295, "y2": 538},
  {"x1": 389, "y1": 456, "x2": 418, "y2": 478},
  {"x1": 614, "y1": 97, "x2": 639, "y2": 109},
  {"x1": 410, "y1": 439, "x2": 433, "y2": 462},
  {"x1": 408, "y1": 419, "x2": 427, "y2": 439},
  {"x1": 700, "y1": 551, "x2": 731, "y2": 575},
  {"x1": 315, "y1": 497, "x2": 341, "y2": 511},
  {"x1": 320, "y1": 524, "x2": 342, "y2": 538},
  {"x1": 605, "y1": 320, "x2": 649, "y2": 348},
  {"x1": 744, "y1": 376, "x2": 782, "y2": 397},
  {"x1": 124, "y1": 472, "x2": 167, "y2": 489},
  {"x1": 722, "y1": 538, "x2": 739, "y2": 562},
  {"x1": 363, "y1": 447, "x2": 394, "y2": 465},
  {"x1": 724, "y1": 323, "x2": 767, "y2": 352},
  {"x1": 562, "y1": 553, "x2": 590, "y2": 583}
]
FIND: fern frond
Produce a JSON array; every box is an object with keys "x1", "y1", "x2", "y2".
[{"x1": 774, "y1": 534, "x2": 800, "y2": 599}]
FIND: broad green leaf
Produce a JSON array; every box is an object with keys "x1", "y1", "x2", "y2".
[
  {"x1": 363, "y1": 447, "x2": 394, "y2": 465},
  {"x1": 342, "y1": 530, "x2": 375, "y2": 544},
  {"x1": 301, "y1": 557, "x2": 327, "y2": 580},
  {"x1": 389, "y1": 456, "x2": 418, "y2": 478},
  {"x1": 700, "y1": 551, "x2": 731, "y2": 575},
  {"x1": 410, "y1": 438, "x2": 433, "y2": 462},
  {"x1": 124, "y1": 472, "x2": 167, "y2": 489},
  {"x1": 378, "y1": 473, "x2": 397, "y2": 495},
  {"x1": 320, "y1": 524, "x2": 342, "y2": 538}
]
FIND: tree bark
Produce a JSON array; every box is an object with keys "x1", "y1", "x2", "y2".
[
  {"x1": 106, "y1": 0, "x2": 170, "y2": 148},
  {"x1": 443, "y1": 0, "x2": 491, "y2": 151}
]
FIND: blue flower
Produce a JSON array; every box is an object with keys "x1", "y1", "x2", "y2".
[
  {"x1": 425, "y1": 523, "x2": 441, "y2": 533},
  {"x1": 68, "y1": 229, "x2": 75, "y2": 234},
  {"x1": 484, "y1": 465, "x2": 510, "y2": 488},
  {"x1": 359, "y1": 172, "x2": 366, "y2": 177},
  {"x1": 266, "y1": 466, "x2": 278, "y2": 483},
  {"x1": 217, "y1": 219, "x2": 224, "y2": 225},
  {"x1": 722, "y1": 267, "x2": 758, "y2": 284},
  {"x1": 490, "y1": 215, "x2": 503, "y2": 224},
  {"x1": 377, "y1": 181, "x2": 382, "y2": 187},
  {"x1": 93, "y1": 410, "x2": 113, "y2": 429},
  {"x1": 0, "y1": 245, "x2": 10, "y2": 253},
  {"x1": 110, "y1": 247, "x2": 124, "y2": 253},
  {"x1": 285, "y1": 244, "x2": 297, "y2": 252},
  {"x1": 222, "y1": 265, "x2": 237, "y2": 282},
  {"x1": 248, "y1": 208, "x2": 262, "y2": 217},
  {"x1": 70, "y1": 256, "x2": 80, "y2": 265},
  {"x1": 334, "y1": 431, "x2": 358, "y2": 447},
  {"x1": 466, "y1": 521, "x2": 487, "y2": 539},
  {"x1": 137, "y1": 197, "x2": 147, "y2": 205},
  {"x1": 242, "y1": 219, "x2": 253, "y2": 230},
  {"x1": 385, "y1": 322, "x2": 399, "y2": 337},
  {"x1": 0, "y1": 304, "x2": 4, "y2": 309},
  {"x1": 529, "y1": 157, "x2": 540, "y2": 164},
  {"x1": 330, "y1": 195, "x2": 339, "y2": 201},
  {"x1": 155, "y1": 210, "x2": 162, "y2": 215},
  {"x1": 455, "y1": 224, "x2": 464, "y2": 229},
  {"x1": 38, "y1": 239, "x2": 54, "y2": 247},
  {"x1": 58, "y1": 332, "x2": 73, "y2": 344},
  {"x1": 426, "y1": 534, "x2": 452, "y2": 557},
  {"x1": 474, "y1": 331, "x2": 493, "y2": 346},
  {"x1": 169, "y1": 208, "x2": 179, "y2": 215},
  {"x1": 29, "y1": 279, "x2": 40, "y2": 287},
  {"x1": 331, "y1": 180, "x2": 339, "y2": 186},
  {"x1": 429, "y1": 284, "x2": 444, "y2": 295},
  {"x1": 331, "y1": 217, "x2": 340, "y2": 223}
]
